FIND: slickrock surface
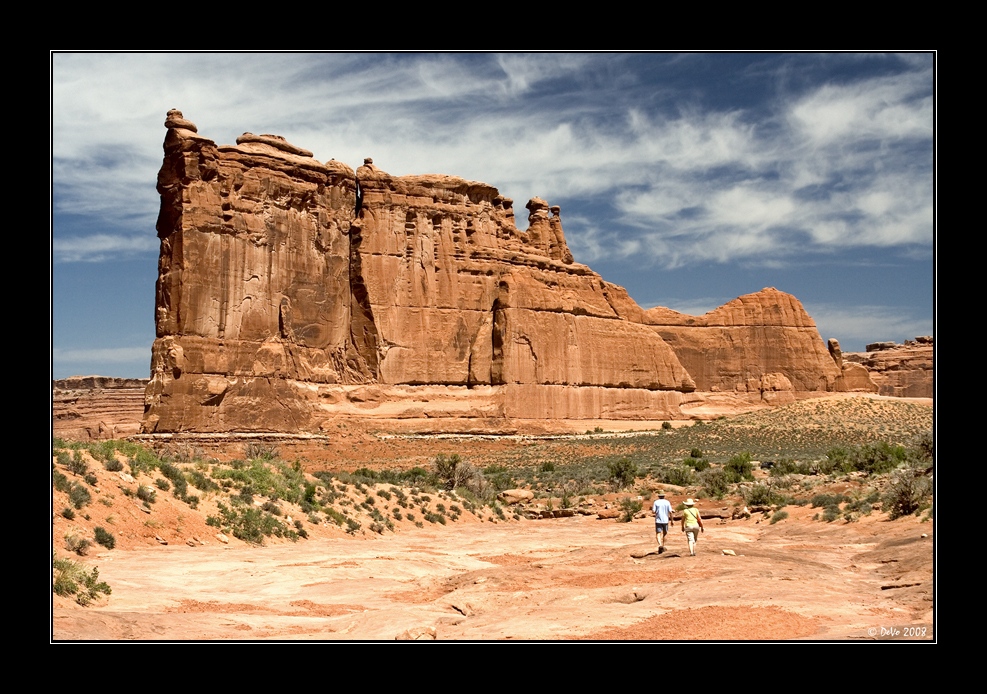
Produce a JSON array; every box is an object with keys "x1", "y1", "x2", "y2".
[{"x1": 141, "y1": 111, "x2": 867, "y2": 434}]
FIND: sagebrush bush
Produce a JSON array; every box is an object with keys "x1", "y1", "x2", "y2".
[
  {"x1": 883, "y1": 471, "x2": 932, "y2": 520},
  {"x1": 69, "y1": 482, "x2": 92, "y2": 510},
  {"x1": 619, "y1": 498, "x2": 643, "y2": 523},
  {"x1": 607, "y1": 458, "x2": 638, "y2": 489},
  {"x1": 94, "y1": 527, "x2": 116, "y2": 549},
  {"x1": 724, "y1": 453, "x2": 754, "y2": 483},
  {"x1": 699, "y1": 468, "x2": 730, "y2": 499}
]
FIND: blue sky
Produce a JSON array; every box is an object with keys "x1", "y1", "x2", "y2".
[{"x1": 51, "y1": 52, "x2": 935, "y2": 379}]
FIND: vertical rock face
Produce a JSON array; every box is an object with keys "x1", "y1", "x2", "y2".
[
  {"x1": 143, "y1": 112, "x2": 849, "y2": 433},
  {"x1": 637, "y1": 288, "x2": 845, "y2": 394}
]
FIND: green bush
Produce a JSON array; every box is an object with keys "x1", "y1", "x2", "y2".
[
  {"x1": 607, "y1": 458, "x2": 638, "y2": 489},
  {"x1": 724, "y1": 452, "x2": 754, "y2": 482},
  {"x1": 60, "y1": 507, "x2": 75, "y2": 520},
  {"x1": 94, "y1": 527, "x2": 116, "y2": 549},
  {"x1": 103, "y1": 457, "x2": 124, "y2": 472},
  {"x1": 769, "y1": 510, "x2": 789, "y2": 524},
  {"x1": 136, "y1": 485, "x2": 156, "y2": 504},
  {"x1": 690, "y1": 448, "x2": 703, "y2": 459},
  {"x1": 52, "y1": 553, "x2": 112, "y2": 606},
  {"x1": 619, "y1": 498, "x2": 643, "y2": 523},
  {"x1": 884, "y1": 471, "x2": 932, "y2": 520},
  {"x1": 699, "y1": 468, "x2": 730, "y2": 499},
  {"x1": 661, "y1": 421, "x2": 673, "y2": 430},
  {"x1": 69, "y1": 482, "x2": 92, "y2": 510},
  {"x1": 744, "y1": 484, "x2": 783, "y2": 507},
  {"x1": 657, "y1": 465, "x2": 694, "y2": 486}
]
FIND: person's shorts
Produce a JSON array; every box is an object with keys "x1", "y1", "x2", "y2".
[
  {"x1": 684, "y1": 525, "x2": 700, "y2": 542},
  {"x1": 655, "y1": 523, "x2": 669, "y2": 533}
]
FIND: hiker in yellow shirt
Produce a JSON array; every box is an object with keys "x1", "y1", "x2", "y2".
[{"x1": 681, "y1": 499, "x2": 704, "y2": 556}]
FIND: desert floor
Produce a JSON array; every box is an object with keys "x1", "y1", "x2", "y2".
[{"x1": 52, "y1": 503, "x2": 932, "y2": 641}]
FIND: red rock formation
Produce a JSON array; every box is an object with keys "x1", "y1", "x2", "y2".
[
  {"x1": 637, "y1": 288, "x2": 844, "y2": 396},
  {"x1": 844, "y1": 337, "x2": 933, "y2": 398},
  {"x1": 53, "y1": 377, "x2": 149, "y2": 441},
  {"x1": 142, "y1": 112, "x2": 848, "y2": 433}
]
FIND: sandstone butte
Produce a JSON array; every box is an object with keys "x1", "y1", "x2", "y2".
[{"x1": 141, "y1": 110, "x2": 879, "y2": 434}]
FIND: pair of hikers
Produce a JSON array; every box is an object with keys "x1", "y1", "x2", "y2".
[{"x1": 652, "y1": 491, "x2": 704, "y2": 556}]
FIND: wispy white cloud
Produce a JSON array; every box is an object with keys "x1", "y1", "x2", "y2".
[
  {"x1": 52, "y1": 346, "x2": 150, "y2": 365},
  {"x1": 52, "y1": 53, "x2": 933, "y2": 271},
  {"x1": 53, "y1": 234, "x2": 158, "y2": 263}
]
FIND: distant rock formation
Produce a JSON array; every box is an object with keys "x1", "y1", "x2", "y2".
[
  {"x1": 53, "y1": 377, "x2": 149, "y2": 441},
  {"x1": 844, "y1": 337, "x2": 934, "y2": 398},
  {"x1": 141, "y1": 111, "x2": 854, "y2": 433}
]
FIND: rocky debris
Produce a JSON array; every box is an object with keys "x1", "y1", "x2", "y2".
[
  {"x1": 396, "y1": 626, "x2": 437, "y2": 640},
  {"x1": 141, "y1": 111, "x2": 864, "y2": 434},
  {"x1": 498, "y1": 489, "x2": 534, "y2": 504},
  {"x1": 844, "y1": 337, "x2": 934, "y2": 398}
]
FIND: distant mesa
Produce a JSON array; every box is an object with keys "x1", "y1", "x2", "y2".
[{"x1": 138, "y1": 110, "x2": 917, "y2": 434}]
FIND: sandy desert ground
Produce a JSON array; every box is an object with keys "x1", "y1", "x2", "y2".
[
  {"x1": 52, "y1": 394, "x2": 934, "y2": 641},
  {"x1": 52, "y1": 499, "x2": 932, "y2": 641}
]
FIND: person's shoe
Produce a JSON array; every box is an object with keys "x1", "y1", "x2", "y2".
[{"x1": 658, "y1": 546, "x2": 665, "y2": 554}]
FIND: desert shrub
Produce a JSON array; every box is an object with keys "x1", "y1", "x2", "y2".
[
  {"x1": 52, "y1": 553, "x2": 112, "y2": 606},
  {"x1": 607, "y1": 458, "x2": 638, "y2": 490},
  {"x1": 64, "y1": 534, "x2": 92, "y2": 556},
  {"x1": 690, "y1": 448, "x2": 703, "y2": 459},
  {"x1": 540, "y1": 462, "x2": 556, "y2": 473},
  {"x1": 136, "y1": 485, "x2": 156, "y2": 504},
  {"x1": 94, "y1": 527, "x2": 116, "y2": 549},
  {"x1": 699, "y1": 468, "x2": 730, "y2": 499},
  {"x1": 68, "y1": 450, "x2": 90, "y2": 476},
  {"x1": 158, "y1": 461, "x2": 189, "y2": 498},
  {"x1": 661, "y1": 421, "x2": 673, "y2": 430},
  {"x1": 60, "y1": 507, "x2": 75, "y2": 520},
  {"x1": 683, "y1": 457, "x2": 710, "y2": 471},
  {"x1": 53, "y1": 468, "x2": 71, "y2": 493},
  {"x1": 770, "y1": 458, "x2": 812, "y2": 476},
  {"x1": 155, "y1": 478, "x2": 170, "y2": 491},
  {"x1": 214, "y1": 502, "x2": 288, "y2": 544},
  {"x1": 261, "y1": 500, "x2": 283, "y2": 516},
  {"x1": 724, "y1": 452, "x2": 754, "y2": 483},
  {"x1": 187, "y1": 469, "x2": 219, "y2": 493},
  {"x1": 769, "y1": 510, "x2": 789, "y2": 524},
  {"x1": 821, "y1": 505, "x2": 841, "y2": 523},
  {"x1": 744, "y1": 484, "x2": 784, "y2": 507},
  {"x1": 810, "y1": 493, "x2": 849, "y2": 508},
  {"x1": 884, "y1": 471, "x2": 932, "y2": 520},
  {"x1": 69, "y1": 482, "x2": 92, "y2": 510},
  {"x1": 434, "y1": 454, "x2": 491, "y2": 499},
  {"x1": 345, "y1": 518, "x2": 361, "y2": 534},
  {"x1": 244, "y1": 443, "x2": 279, "y2": 461},
  {"x1": 619, "y1": 498, "x2": 643, "y2": 523},
  {"x1": 103, "y1": 457, "x2": 124, "y2": 472},
  {"x1": 657, "y1": 465, "x2": 694, "y2": 486}
]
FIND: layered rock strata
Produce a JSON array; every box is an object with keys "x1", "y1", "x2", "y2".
[
  {"x1": 844, "y1": 337, "x2": 934, "y2": 398},
  {"x1": 142, "y1": 111, "x2": 846, "y2": 433},
  {"x1": 53, "y1": 377, "x2": 149, "y2": 441},
  {"x1": 632, "y1": 288, "x2": 845, "y2": 398}
]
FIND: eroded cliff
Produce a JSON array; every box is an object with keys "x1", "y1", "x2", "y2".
[{"x1": 142, "y1": 111, "x2": 846, "y2": 432}]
